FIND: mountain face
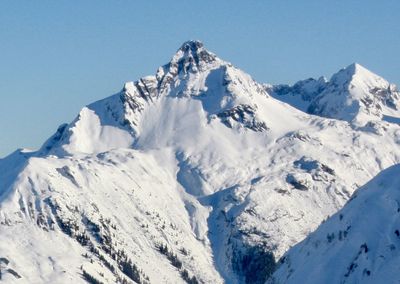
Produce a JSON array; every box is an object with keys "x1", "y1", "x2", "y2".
[
  {"x1": 0, "y1": 40, "x2": 400, "y2": 284},
  {"x1": 268, "y1": 164, "x2": 400, "y2": 284}
]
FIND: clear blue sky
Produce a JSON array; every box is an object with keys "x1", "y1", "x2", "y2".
[{"x1": 1, "y1": 1, "x2": 399, "y2": 157}]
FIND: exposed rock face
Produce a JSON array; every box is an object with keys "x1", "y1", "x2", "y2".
[{"x1": 217, "y1": 104, "x2": 269, "y2": 132}]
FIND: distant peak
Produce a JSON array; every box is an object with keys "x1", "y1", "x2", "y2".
[
  {"x1": 344, "y1": 62, "x2": 370, "y2": 74},
  {"x1": 330, "y1": 62, "x2": 382, "y2": 85}
]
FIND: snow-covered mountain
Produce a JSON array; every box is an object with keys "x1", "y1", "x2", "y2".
[
  {"x1": 267, "y1": 63, "x2": 400, "y2": 125},
  {"x1": 268, "y1": 164, "x2": 400, "y2": 284},
  {"x1": 0, "y1": 40, "x2": 399, "y2": 284}
]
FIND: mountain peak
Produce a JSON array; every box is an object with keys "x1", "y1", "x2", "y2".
[
  {"x1": 331, "y1": 63, "x2": 381, "y2": 85},
  {"x1": 317, "y1": 62, "x2": 400, "y2": 123},
  {"x1": 345, "y1": 62, "x2": 364, "y2": 72},
  {"x1": 178, "y1": 40, "x2": 205, "y2": 52},
  {"x1": 270, "y1": 62, "x2": 400, "y2": 124},
  {"x1": 166, "y1": 40, "x2": 220, "y2": 74},
  {"x1": 345, "y1": 62, "x2": 379, "y2": 78}
]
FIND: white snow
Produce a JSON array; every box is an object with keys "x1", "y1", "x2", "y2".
[
  {"x1": 269, "y1": 63, "x2": 400, "y2": 126},
  {"x1": 0, "y1": 40, "x2": 399, "y2": 283},
  {"x1": 269, "y1": 164, "x2": 400, "y2": 284}
]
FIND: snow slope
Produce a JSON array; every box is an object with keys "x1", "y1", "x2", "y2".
[
  {"x1": 268, "y1": 164, "x2": 400, "y2": 284},
  {"x1": 0, "y1": 41, "x2": 400, "y2": 284}
]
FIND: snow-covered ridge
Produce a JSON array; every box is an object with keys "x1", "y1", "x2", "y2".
[
  {"x1": 0, "y1": 40, "x2": 400, "y2": 284},
  {"x1": 267, "y1": 63, "x2": 400, "y2": 125},
  {"x1": 269, "y1": 164, "x2": 400, "y2": 284}
]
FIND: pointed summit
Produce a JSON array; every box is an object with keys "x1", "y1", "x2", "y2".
[
  {"x1": 178, "y1": 40, "x2": 205, "y2": 53},
  {"x1": 344, "y1": 62, "x2": 365, "y2": 73},
  {"x1": 167, "y1": 40, "x2": 220, "y2": 75},
  {"x1": 330, "y1": 62, "x2": 384, "y2": 87},
  {"x1": 271, "y1": 62, "x2": 400, "y2": 124},
  {"x1": 339, "y1": 63, "x2": 370, "y2": 74},
  {"x1": 151, "y1": 40, "x2": 226, "y2": 96},
  {"x1": 311, "y1": 63, "x2": 400, "y2": 123},
  {"x1": 341, "y1": 63, "x2": 371, "y2": 78}
]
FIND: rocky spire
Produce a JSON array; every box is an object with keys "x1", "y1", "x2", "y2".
[{"x1": 166, "y1": 40, "x2": 220, "y2": 75}]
